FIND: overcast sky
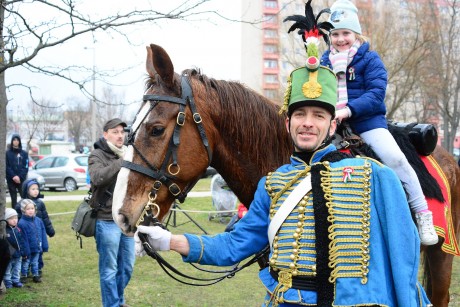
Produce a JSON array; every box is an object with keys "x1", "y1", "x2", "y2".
[{"x1": 5, "y1": 0, "x2": 260, "y2": 117}]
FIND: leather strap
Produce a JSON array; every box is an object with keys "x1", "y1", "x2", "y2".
[{"x1": 268, "y1": 174, "x2": 312, "y2": 251}]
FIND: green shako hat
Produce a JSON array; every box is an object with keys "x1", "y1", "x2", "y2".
[{"x1": 281, "y1": 0, "x2": 337, "y2": 116}]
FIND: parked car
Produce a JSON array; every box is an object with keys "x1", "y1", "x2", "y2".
[
  {"x1": 27, "y1": 170, "x2": 46, "y2": 191},
  {"x1": 29, "y1": 154, "x2": 45, "y2": 167},
  {"x1": 31, "y1": 154, "x2": 89, "y2": 191},
  {"x1": 4, "y1": 170, "x2": 45, "y2": 194}
]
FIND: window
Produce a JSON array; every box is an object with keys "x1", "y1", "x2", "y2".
[
  {"x1": 264, "y1": 44, "x2": 278, "y2": 53},
  {"x1": 54, "y1": 157, "x2": 68, "y2": 168},
  {"x1": 264, "y1": 74, "x2": 279, "y2": 84},
  {"x1": 36, "y1": 157, "x2": 54, "y2": 169},
  {"x1": 263, "y1": 14, "x2": 278, "y2": 24},
  {"x1": 264, "y1": 60, "x2": 278, "y2": 69},
  {"x1": 75, "y1": 156, "x2": 89, "y2": 166},
  {"x1": 264, "y1": 0, "x2": 277, "y2": 9},
  {"x1": 264, "y1": 89, "x2": 278, "y2": 99},
  {"x1": 264, "y1": 29, "x2": 278, "y2": 38}
]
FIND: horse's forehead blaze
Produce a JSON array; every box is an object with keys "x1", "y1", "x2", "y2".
[{"x1": 132, "y1": 103, "x2": 152, "y2": 140}]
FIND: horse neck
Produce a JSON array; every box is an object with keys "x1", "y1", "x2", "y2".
[{"x1": 205, "y1": 82, "x2": 291, "y2": 206}]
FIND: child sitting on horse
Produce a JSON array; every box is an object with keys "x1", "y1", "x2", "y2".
[{"x1": 320, "y1": 0, "x2": 438, "y2": 245}]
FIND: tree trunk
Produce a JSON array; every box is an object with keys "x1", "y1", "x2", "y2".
[{"x1": 0, "y1": 1, "x2": 7, "y2": 236}]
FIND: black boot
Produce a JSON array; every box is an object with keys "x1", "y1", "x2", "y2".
[{"x1": 33, "y1": 276, "x2": 41, "y2": 283}]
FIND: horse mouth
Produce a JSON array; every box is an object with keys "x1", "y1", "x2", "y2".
[{"x1": 115, "y1": 210, "x2": 137, "y2": 236}]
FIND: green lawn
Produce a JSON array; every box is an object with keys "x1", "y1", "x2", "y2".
[
  {"x1": 1, "y1": 196, "x2": 265, "y2": 306},
  {"x1": 2, "y1": 187, "x2": 460, "y2": 306}
]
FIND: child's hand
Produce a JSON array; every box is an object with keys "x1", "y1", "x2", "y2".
[{"x1": 335, "y1": 107, "x2": 351, "y2": 124}]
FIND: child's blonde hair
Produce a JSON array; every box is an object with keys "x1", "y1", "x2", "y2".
[
  {"x1": 355, "y1": 33, "x2": 369, "y2": 44},
  {"x1": 20, "y1": 199, "x2": 36, "y2": 212}
]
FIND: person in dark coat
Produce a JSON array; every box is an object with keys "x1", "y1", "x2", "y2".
[
  {"x1": 3, "y1": 208, "x2": 27, "y2": 288},
  {"x1": 18, "y1": 199, "x2": 48, "y2": 283},
  {"x1": 88, "y1": 118, "x2": 135, "y2": 307},
  {"x1": 6, "y1": 134, "x2": 29, "y2": 208},
  {"x1": 16, "y1": 178, "x2": 55, "y2": 274}
]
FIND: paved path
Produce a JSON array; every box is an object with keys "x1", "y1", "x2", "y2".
[{"x1": 6, "y1": 191, "x2": 211, "y2": 202}]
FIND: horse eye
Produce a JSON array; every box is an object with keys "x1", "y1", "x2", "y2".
[{"x1": 151, "y1": 126, "x2": 165, "y2": 137}]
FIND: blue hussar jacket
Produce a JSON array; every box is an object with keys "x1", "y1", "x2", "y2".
[
  {"x1": 6, "y1": 225, "x2": 28, "y2": 258},
  {"x1": 18, "y1": 215, "x2": 49, "y2": 256},
  {"x1": 182, "y1": 145, "x2": 431, "y2": 306},
  {"x1": 321, "y1": 42, "x2": 388, "y2": 134}
]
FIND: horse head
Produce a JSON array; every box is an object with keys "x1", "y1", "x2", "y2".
[{"x1": 113, "y1": 44, "x2": 214, "y2": 235}]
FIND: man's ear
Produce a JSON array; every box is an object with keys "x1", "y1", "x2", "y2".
[
  {"x1": 285, "y1": 116, "x2": 290, "y2": 133},
  {"x1": 329, "y1": 117, "x2": 337, "y2": 136}
]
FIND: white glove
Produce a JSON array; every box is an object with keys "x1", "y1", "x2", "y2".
[{"x1": 134, "y1": 225, "x2": 172, "y2": 257}]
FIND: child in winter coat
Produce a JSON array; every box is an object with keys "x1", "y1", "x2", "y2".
[
  {"x1": 16, "y1": 178, "x2": 55, "y2": 275},
  {"x1": 3, "y1": 208, "x2": 27, "y2": 288},
  {"x1": 320, "y1": 0, "x2": 438, "y2": 245},
  {"x1": 18, "y1": 199, "x2": 48, "y2": 283}
]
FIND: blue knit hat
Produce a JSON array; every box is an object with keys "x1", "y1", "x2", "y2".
[{"x1": 329, "y1": 0, "x2": 362, "y2": 34}]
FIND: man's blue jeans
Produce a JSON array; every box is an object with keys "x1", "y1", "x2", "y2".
[{"x1": 95, "y1": 220, "x2": 135, "y2": 307}]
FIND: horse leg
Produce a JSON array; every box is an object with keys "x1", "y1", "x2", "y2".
[{"x1": 426, "y1": 243, "x2": 454, "y2": 307}]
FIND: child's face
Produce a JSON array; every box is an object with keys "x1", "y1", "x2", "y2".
[
  {"x1": 7, "y1": 216, "x2": 18, "y2": 227},
  {"x1": 28, "y1": 184, "x2": 40, "y2": 198},
  {"x1": 23, "y1": 205, "x2": 36, "y2": 217},
  {"x1": 331, "y1": 29, "x2": 357, "y2": 52}
]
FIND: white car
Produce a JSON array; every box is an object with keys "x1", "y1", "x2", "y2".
[{"x1": 31, "y1": 154, "x2": 88, "y2": 191}]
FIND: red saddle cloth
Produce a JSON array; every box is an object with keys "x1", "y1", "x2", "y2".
[{"x1": 421, "y1": 155, "x2": 460, "y2": 256}]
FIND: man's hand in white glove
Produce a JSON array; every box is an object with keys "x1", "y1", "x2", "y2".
[{"x1": 134, "y1": 225, "x2": 172, "y2": 257}]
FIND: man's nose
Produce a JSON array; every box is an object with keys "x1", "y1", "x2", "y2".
[{"x1": 301, "y1": 114, "x2": 314, "y2": 126}]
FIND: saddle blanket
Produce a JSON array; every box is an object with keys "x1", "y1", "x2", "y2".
[{"x1": 422, "y1": 155, "x2": 460, "y2": 256}]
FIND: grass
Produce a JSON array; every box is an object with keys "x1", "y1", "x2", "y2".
[
  {"x1": 1, "y1": 195, "x2": 265, "y2": 306},
  {"x1": 2, "y1": 182, "x2": 460, "y2": 306},
  {"x1": 40, "y1": 178, "x2": 212, "y2": 196}
]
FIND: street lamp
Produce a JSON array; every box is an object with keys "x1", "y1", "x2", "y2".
[{"x1": 84, "y1": 46, "x2": 97, "y2": 144}]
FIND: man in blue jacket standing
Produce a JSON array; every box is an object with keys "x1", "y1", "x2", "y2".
[{"x1": 6, "y1": 134, "x2": 29, "y2": 208}]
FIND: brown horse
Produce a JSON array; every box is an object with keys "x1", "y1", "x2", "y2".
[{"x1": 112, "y1": 44, "x2": 460, "y2": 307}]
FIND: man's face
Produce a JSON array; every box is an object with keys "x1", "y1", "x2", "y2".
[
  {"x1": 12, "y1": 139, "x2": 19, "y2": 147},
  {"x1": 286, "y1": 105, "x2": 336, "y2": 152},
  {"x1": 104, "y1": 125, "x2": 126, "y2": 148}
]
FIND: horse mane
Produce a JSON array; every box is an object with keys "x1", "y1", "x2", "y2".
[{"x1": 183, "y1": 68, "x2": 291, "y2": 170}]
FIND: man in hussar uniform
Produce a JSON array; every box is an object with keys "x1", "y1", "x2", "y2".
[{"x1": 135, "y1": 2, "x2": 432, "y2": 306}]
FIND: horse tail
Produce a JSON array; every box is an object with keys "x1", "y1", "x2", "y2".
[
  {"x1": 388, "y1": 124, "x2": 445, "y2": 202},
  {"x1": 421, "y1": 250, "x2": 432, "y2": 297}
]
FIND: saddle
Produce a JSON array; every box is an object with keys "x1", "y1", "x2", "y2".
[
  {"x1": 332, "y1": 121, "x2": 443, "y2": 202},
  {"x1": 333, "y1": 121, "x2": 438, "y2": 158}
]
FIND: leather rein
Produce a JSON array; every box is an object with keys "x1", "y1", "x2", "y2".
[
  {"x1": 123, "y1": 74, "x2": 268, "y2": 285},
  {"x1": 122, "y1": 74, "x2": 212, "y2": 226}
]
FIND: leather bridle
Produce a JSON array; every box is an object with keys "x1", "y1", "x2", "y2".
[
  {"x1": 122, "y1": 74, "x2": 268, "y2": 285},
  {"x1": 122, "y1": 74, "x2": 212, "y2": 227}
]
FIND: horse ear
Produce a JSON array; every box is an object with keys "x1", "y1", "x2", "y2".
[{"x1": 146, "y1": 44, "x2": 175, "y2": 88}]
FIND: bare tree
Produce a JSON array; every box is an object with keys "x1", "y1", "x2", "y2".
[
  {"x1": 420, "y1": 0, "x2": 460, "y2": 153},
  {"x1": 65, "y1": 100, "x2": 91, "y2": 150},
  {"x1": 97, "y1": 86, "x2": 128, "y2": 134},
  {"x1": 0, "y1": 0, "x2": 222, "y2": 234}
]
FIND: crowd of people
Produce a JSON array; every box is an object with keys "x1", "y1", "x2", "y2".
[
  {"x1": 0, "y1": 0, "x2": 453, "y2": 305},
  {"x1": 2, "y1": 180, "x2": 54, "y2": 289}
]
